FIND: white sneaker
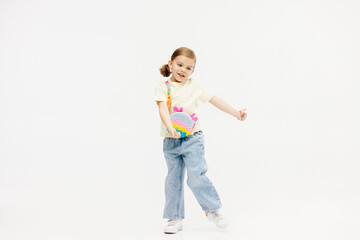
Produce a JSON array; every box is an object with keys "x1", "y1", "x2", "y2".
[
  {"x1": 206, "y1": 211, "x2": 228, "y2": 229},
  {"x1": 164, "y1": 219, "x2": 183, "y2": 234}
]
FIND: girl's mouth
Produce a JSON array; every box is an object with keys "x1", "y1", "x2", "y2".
[{"x1": 178, "y1": 73, "x2": 185, "y2": 78}]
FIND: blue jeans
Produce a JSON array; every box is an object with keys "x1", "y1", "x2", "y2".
[{"x1": 162, "y1": 131, "x2": 222, "y2": 220}]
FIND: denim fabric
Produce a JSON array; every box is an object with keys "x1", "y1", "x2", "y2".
[{"x1": 162, "y1": 131, "x2": 222, "y2": 220}]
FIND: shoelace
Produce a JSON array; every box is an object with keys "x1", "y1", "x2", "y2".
[
  {"x1": 208, "y1": 211, "x2": 223, "y2": 222},
  {"x1": 168, "y1": 219, "x2": 180, "y2": 226}
]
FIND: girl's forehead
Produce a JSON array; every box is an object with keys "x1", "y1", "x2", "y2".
[{"x1": 174, "y1": 56, "x2": 196, "y2": 67}]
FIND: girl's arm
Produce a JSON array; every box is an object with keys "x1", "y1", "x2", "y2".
[
  {"x1": 157, "y1": 101, "x2": 181, "y2": 138},
  {"x1": 209, "y1": 96, "x2": 247, "y2": 121}
]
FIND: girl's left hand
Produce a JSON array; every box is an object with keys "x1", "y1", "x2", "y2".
[{"x1": 237, "y1": 108, "x2": 247, "y2": 121}]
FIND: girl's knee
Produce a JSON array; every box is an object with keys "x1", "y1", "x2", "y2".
[{"x1": 186, "y1": 172, "x2": 207, "y2": 188}]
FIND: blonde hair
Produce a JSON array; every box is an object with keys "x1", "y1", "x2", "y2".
[{"x1": 159, "y1": 47, "x2": 197, "y2": 77}]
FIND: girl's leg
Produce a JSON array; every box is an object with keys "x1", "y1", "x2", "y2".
[
  {"x1": 163, "y1": 138, "x2": 186, "y2": 219},
  {"x1": 182, "y1": 132, "x2": 222, "y2": 212}
]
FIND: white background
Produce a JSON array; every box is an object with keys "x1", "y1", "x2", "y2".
[{"x1": 1, "y1": 0, "x2": 360, "y2": 239}]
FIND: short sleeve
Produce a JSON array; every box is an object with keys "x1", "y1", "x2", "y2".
[
  {"x1": 198, "y1": 81, "x2": 215, "y2": 103},
  {"x1": 154, "y1": 80, "x2": 167, "y2": 103}
]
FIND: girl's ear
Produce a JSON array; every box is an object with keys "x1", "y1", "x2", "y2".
[{"x1": 168, "y1": 60, "x2": 172, "y2": 70}]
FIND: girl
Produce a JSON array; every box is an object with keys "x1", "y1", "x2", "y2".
[{"x1": 154, "y1": 47, "x2": 247, "y2": 234}]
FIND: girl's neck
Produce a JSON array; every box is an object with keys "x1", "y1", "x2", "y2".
[{"x1": 170, "y1": 76, "x2": 189, "y2": 83}]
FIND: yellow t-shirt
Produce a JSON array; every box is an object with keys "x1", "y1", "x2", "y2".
[{"x1": 154, "y1": 78, "x2": 214, "y2": 137}]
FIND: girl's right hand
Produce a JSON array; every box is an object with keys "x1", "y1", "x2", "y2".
[
  {"x1": 169, "y1": 128, "x2": 181, "y2": 138},
  {"x1": 237, "y1": 108, "x2": 247, "y2": 121}
]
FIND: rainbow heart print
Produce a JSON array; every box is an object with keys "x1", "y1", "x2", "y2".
[{"x1": 170, "y1": 106, "x2": 198, "y2": 138}]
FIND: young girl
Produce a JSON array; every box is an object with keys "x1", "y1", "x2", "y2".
[{"x1": 154, "y1": 47, "x2": 247, "y2": 234}]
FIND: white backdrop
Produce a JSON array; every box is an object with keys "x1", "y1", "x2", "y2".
[{"x1": 1, "y1": 0, "x2": 360, "y2": 239}]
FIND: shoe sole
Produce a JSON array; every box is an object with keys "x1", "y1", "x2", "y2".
[{"x1": 164, "y1": 228, "x2": 183, "y2": 234}]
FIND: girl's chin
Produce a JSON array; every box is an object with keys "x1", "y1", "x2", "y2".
[{"x1": 172, "y1": 77, "x2": 186, "y2": 83}]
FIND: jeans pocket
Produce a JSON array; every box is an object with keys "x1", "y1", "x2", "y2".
[
  {"x1": 195, "y1": 131, "x2": 204, "y2": 142},
  {"x1": 191, "y1": 132, "x2": 204, "y2": 150}
]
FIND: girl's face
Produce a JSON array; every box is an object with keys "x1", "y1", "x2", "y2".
[{"x1": 168, "y1": 55, "x2": 195, "y2": 83}]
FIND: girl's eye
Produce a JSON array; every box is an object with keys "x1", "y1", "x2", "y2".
[
  {"x1": 187, "y1": 68, "x2": 191, "y2": 70},
  {"x1": 178, "y1": 64, "x2": 182, "y2": 67}
]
